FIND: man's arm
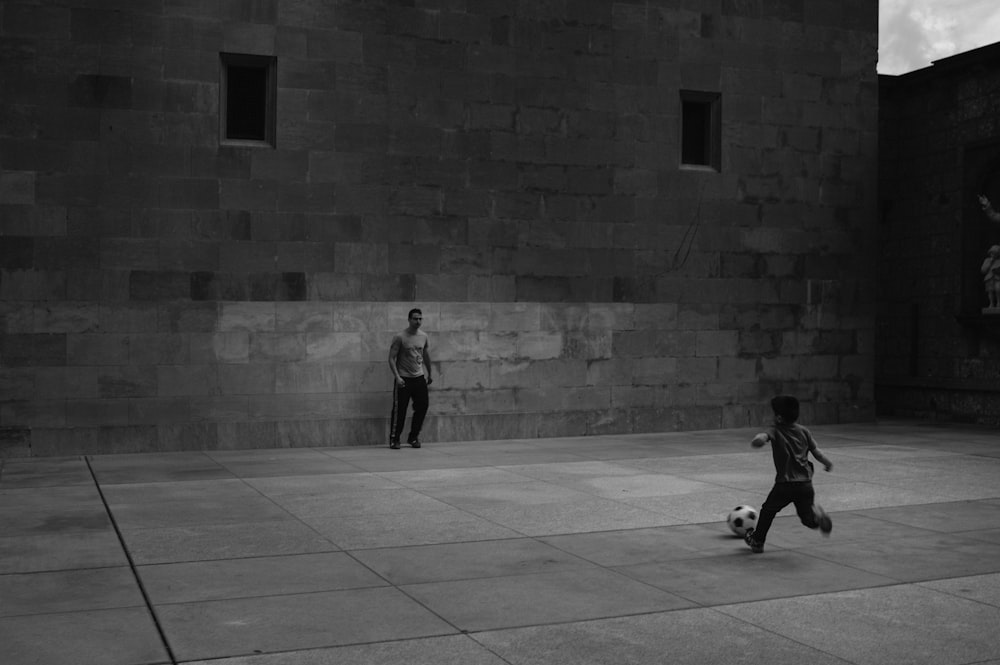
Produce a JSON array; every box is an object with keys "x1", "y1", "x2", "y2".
[
  {"x1": 422, "y1": 341, "x2": 432, "y2": 385},
  {"x1": 388, "y1": 337, "x2": 403, "y2": 386},
  {"x1": 751, "y1": 432, "x2": 770, "y2": 448}
]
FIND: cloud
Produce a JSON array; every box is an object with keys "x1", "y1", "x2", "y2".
[{"x1": 879, "y1": 0, "x2": 1000, "y2": 75}]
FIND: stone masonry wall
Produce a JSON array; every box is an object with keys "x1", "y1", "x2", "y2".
[
  {"x1": 877, "y1": 46, "x2": 1000, "y2": 426},
  {"x1": 0, "y1": 1, "x2": 879, "y2": 455}
]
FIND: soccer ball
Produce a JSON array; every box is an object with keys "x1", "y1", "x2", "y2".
[{"x1": 727, "y1": 505, "x2": 758, "y2": 536}]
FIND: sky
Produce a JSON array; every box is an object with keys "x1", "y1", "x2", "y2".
[{"x1": 878, "y1": 0, "x2": 1000, "y2": 75}]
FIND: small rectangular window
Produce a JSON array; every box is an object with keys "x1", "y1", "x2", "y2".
[
  {"x1": 680, "y1": 91, "x2": 721, "y2": 171},
  {"x1": 220, "y1": 53, "x2": 276, "y2": 147}
]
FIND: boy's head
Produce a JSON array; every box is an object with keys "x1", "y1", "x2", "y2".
[{"x1": 771, "y1": 395, "x2": 800, "y2": 423}]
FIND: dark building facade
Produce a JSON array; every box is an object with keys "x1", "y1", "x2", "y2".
[
  {"x1": 878, "y1": 43, "x2": 1000, "y2": 426},
  {"x1": 0, "y1": 1, "x2": 879, "y2": 456}
]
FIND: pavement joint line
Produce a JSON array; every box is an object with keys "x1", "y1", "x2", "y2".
[{"x1": 84, "y1": 455, "x2": 179, "y2": 665}]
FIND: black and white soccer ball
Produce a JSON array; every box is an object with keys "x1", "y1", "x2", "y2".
[{"x1": 727, "y1": 505, "x2": 758, "y2": 536}]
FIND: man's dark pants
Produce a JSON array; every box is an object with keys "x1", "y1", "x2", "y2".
[{"x1": 390, "y1": 375, "x2": 428, "y2": 443}]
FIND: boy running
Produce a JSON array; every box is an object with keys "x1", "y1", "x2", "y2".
[{"x1": 744, "y1": 395, "x2": 833, "y2": 554}]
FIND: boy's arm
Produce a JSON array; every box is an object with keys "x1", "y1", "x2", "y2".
[
  {"x1": 812, "y1": 448, "x2": 834, "y2": 472},
  {"x1": 750, "y1": 432, "x2": 770, "y2": 448}
]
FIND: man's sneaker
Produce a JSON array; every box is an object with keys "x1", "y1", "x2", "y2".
[
  {"x1": 407, "y1": 438, "x2": 421, "y2": 448},
  {"x1": 389, "y1": 438, "x2": 400, "y2": 449},
  {"x1": 814, "y1": 504, "x2": 832, "y2": 536},
  {"x1": 744, "y1": 527, "x2": 764, "y2": 553}
]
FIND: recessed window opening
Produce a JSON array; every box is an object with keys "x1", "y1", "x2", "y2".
[
  {"x1": 220, "y1": 53, "x2": 276, "y2": 146},
  {"x1": 680, "y1": 91, "x2": 721, "y2": 171}
]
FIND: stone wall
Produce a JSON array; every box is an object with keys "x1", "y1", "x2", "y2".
[
  {"x1": 0, "y1": 1, "x2": 879, "y2": 456},
  {"x1": 877, "y1": 44, "x2": 1000, "y2": 427}
]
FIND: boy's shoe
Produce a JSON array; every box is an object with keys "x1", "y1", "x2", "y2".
[
  {"x1": 744, "y1": 528, "x2": 764, "y2": 553},
  {"x1": 814, "y1": 504, "x2": 832, "y2": 536},
  {"x1": 389, "y1": 438, "x2": 400, "y2": 449},
  {"x1": 407, "y1": 438, "x2": 421, "y2": 448}
]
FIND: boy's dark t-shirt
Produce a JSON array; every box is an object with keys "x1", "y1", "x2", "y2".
[{"x1": 766, "y1": 422, "x2": 817, "y2": 483}]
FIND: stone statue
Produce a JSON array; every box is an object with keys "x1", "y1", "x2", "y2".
[
  {"x1": 982, "y1": 245, "x2": 1000, "y2": 311},
  {"x1": 978, "y1": 194, "x2": 1000, "y2": 223}
]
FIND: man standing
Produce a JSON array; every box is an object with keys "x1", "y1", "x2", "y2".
[{"x1": 387, "y1": 308, "x2": 432, "y2": 449}]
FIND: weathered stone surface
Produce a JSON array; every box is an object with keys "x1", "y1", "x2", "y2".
[{"x1": 0, "y1": 2, "x2": 878, "y2": 453}]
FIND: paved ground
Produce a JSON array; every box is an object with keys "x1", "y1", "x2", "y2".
[{"x1": 2, "y1": 420, "x2": 1000, "y2": 665}]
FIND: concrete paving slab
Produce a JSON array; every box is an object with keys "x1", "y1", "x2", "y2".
[
  {"x1": 0, "y1": 503, "x2": 112, "y2": 536},
  {"x1": 918, "y1": 572, "x2": 1000, "y2": 608},
  {"x1": 0, "y1": 566, "x2": 145, "y2": 617},
  {"x1": 965, "y1": 526, "x2": 1000, "y2": 545},
  {"x1": 0, "y1": 457, "x2": 94, "y2": 487},
  {"x1": 120, "y1": 520, "x2": 338, "y2": 564},
  {"x1": 375, "y1": 465, "x2": 539, "y2": 489},
  {"x1": 0, "y1": 483, "x2": 103, "y2": 507},
  {"x1": 799, "y1": 531, "x2": 1000, "y2": 582},
  {"x1": 0, "y1": 607, "x2": 170, "y2": 665},
  {"x1": 856, "y1": 499, "x2": 1000, "y2": 533},
  {"x1": 318, "y1": 448, "x2": 486, "y2": 471},
  {"x1": 208, "y1": 453, "x2": 369, "y2": 478},
  {"x1": 873, "y1": 476, "x2": 1000, "y2": 500},
  {"x1": 0, "y1": 529, "x2": 128, "y2": 573},
  {"x1": 107, "y1": 495, "x2": 293, "y2": 529},
  {"x1": 538, "y1": 523, "x2": 751, "y2": 566},
  {"x1": 472, "y1": 608, "x2": 854, "y2": 665},
  {"x1": 555, "y1": 472, "x2": 725, "y2": 499},
  {"x1": 182, "y1": 635, "x2": 510, "y2": 665},
  {"x1": 351, "y1": 538, "x2": 594, "y2": 585},
  {"x1": 461, "y1": 497, "x2": 683, "y2": 536},
  {"x1": 799, "y1": 480, "x2": 957, "y2": 511},
  {"x1": 497, "y1": 459, "x2": 649, "y2": 481},
  {"x1": 301, "y1": 508, "x2": 523, "y2": 549},
  {"x1": 244, "y1": 471, "x2": 403, "y2": 495},
  {"x1": 156, "y1": 587, "x2": 456, "y2": 661},
  {"x1": 138, "y1": 552, "x2": 386, "y2": 603},
  {"x1": 431, "y1": 449, "x2": 595, "y2": 466},
  {"x1": 622, "y1": 487, "x2": 765, "y2": 523},
  {"x1": 401, "y1": 567, "x2": 695, "y2": 632},
  {"x1": 820, "y1": 444, "x2": 959, "y2": 461},
  {"x1": 617, "y1": 550, "x2": 897, "y2": 605},
  {"x1": 268, "y1": 486, "x2": 456, "y2": 518},
  {"x1": 99, "y1": 478, "x2": 265, "y2": 504},
  {"x1": 88, "y1": 452, "x2": 234, "y2": 484},
  {"x1": 761, "y1": 511, "x2": 939, "y2": 549},
  {"x1": 422, "y1": 479, "x2": 597, "y2": 509},
  {"x1": 1, "y1": 421, "x2": 998, "y2": 665},
  {"x1": 717, "y1": 584, "x2": 1000, "y2": 665}
]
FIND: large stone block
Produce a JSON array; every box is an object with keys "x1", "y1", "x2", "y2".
[
  {"x1": 157, "y1": 365, "x2": 219, "y2": 396},
  {"x1": 66, "y1": 333, "x2": 130, "y2": 365},
  {"x1": 66, "y1": 398, "x2": 129, "y2": 427},
  {"x1": 1, "y1": 398, "x2": 65, "y2": 427},
  {"x1": 217, "y1": 364, "x2": 275, "y2": 396},
  {"x1": 304, "y1": 332, "x2": 362, "y2": 362},
  {"x1": 490, "y1": 358, "x2": 587, "y2": 389},
  {"x1": 190, "y1": 396, "x2": 250, "y2": 422},
  {"x1": 33, "y1": 303, "x2": 101, "y2": 333},
  {"x1": 128, "y1": 397, "x2": 192, "y2": 425},
  {"x1": 696, "y1": 330, "x2": 739, "y2": 356},
  {"x1": 189, "y1": 332, "x2": 251, "y2": 364},
  {"x1": 1, "y1": 333, "x2": 66, "y2": 367},
  {"x1": 219, "y1": 302, "x2": 276, "y2": 332},
  {"x1": 217, "y1": 420, "x2": 277, "y2": 449}
]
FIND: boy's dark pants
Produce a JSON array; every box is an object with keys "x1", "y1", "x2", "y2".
[
  {"x1": 753, "y1": 480, "x2": 818, "y2": 543},
  {"x1": 390, "y1": 376, "x2": 428, "y2": 442}
]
